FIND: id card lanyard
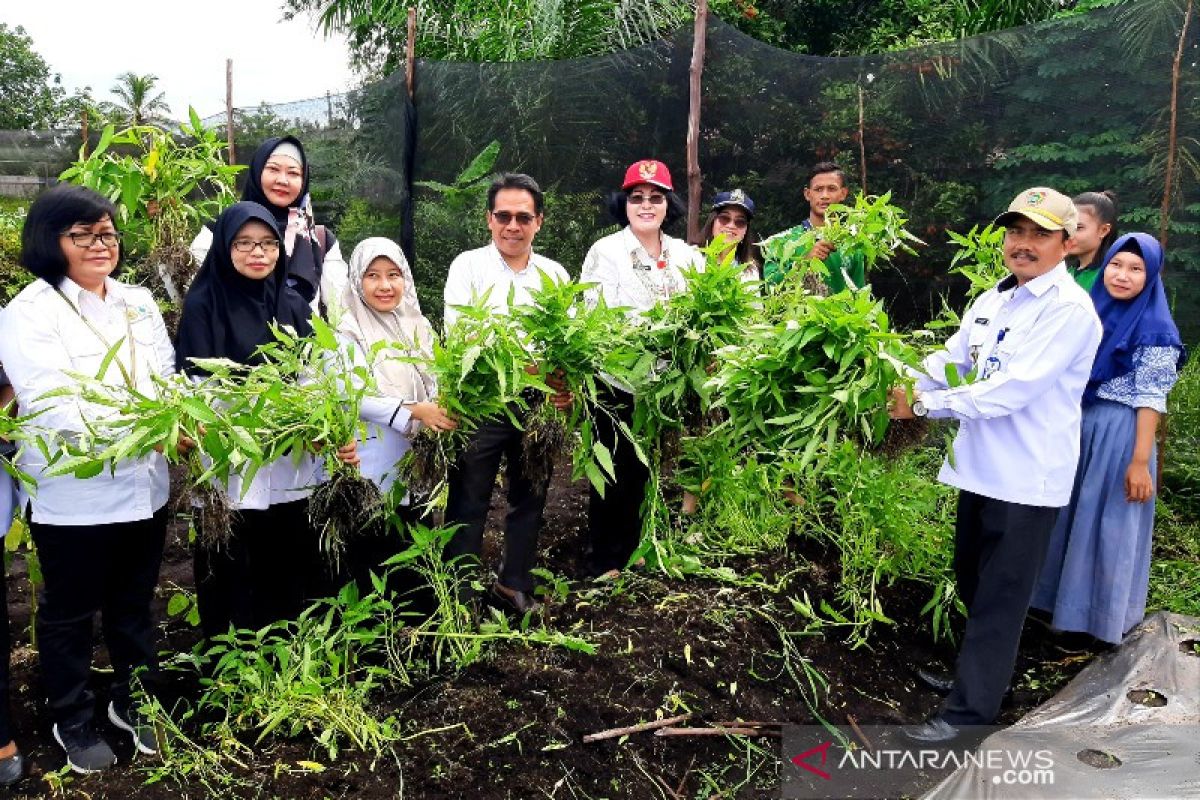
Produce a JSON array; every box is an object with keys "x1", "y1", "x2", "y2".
[{"x1": 54, "y1": 287, "x2": 138, "y2": 388}]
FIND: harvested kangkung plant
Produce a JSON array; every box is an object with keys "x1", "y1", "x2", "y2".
[
  {"x1": 513, "y1": 273, "x2": 630, "y2": 494},
  {"x1": 400, "y1": 292, "x2": 536, "y2": 502}
]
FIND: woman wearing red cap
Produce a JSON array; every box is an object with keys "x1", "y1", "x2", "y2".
[{"x1": 579, "y1": 159, "x2": 704, "y2": 578}]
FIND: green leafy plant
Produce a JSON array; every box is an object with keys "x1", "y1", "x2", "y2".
[{"x1": 58, "y1": 113, "x2": 242, "y2": 300}]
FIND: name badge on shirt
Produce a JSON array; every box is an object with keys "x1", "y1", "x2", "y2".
[{"x1": 126, "y1": 304, "x2": 154, "y2": 324}]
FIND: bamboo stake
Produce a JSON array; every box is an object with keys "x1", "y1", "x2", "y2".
[
  {"x1": 225, "y1": 59, "x2": 236, "y2": 164},
  {"x1": 406, "y1": 7, "x2": 417, "y2": 101},
  {"x1": 1158, "y1": 0, "x2": 1193, "y2": 248},
  {"x1": 582, "y1": 713, "x2": 692, "y2": 743},
  {"x1": 685, "y1": 0, "x2": 709, "y2": 245}
]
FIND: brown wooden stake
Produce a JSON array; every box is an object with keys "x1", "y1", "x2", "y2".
[
  {"x1": 655, "y1": 726, "x2": 781, "y2": 738},
  {"x1": 225, "y1": 59, "x2": 236, "y2": 164},
  {"x1": 857, "y1": 85, "x2": 867, "y2": 194},
  {"x1": 582, "y1": 713, "x2": 692, "y2": 743},
  {"x1": 847, "y1": 714, "x2": 873, "y2": 752},
  {"x1": 80, "y1": 107, "x2": 90, "y2": 158},
  {"x1": 406, "y1": 7, "x2": 417, "y2": 101},
  {"x1": 1159, "y1": 0, "x2": 1193, "y2": 247},
  {"x1": 685, "y1": 0, "x2": 709, "y2": 245}
]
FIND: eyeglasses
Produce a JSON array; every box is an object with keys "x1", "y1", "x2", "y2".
[
  {"x1": 491, "y1": 211, "x2": 538, "y2": 226},
  {"x1": 232, "y1": 238, "x2": 281, "y2": 253},
  {"x1": 64, "y1": 232, "x2": 121, "y2": 248},
  {"x1": 628, "y1": 193, "x2": 666, "y2": 207},
  {"x1": 715, "y1": 213, "x2": 748, "y2": 229}
]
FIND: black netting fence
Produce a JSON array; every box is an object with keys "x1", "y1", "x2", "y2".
[{"x1": 4, "y1": 1, "x2": 1199, "y2": 341}]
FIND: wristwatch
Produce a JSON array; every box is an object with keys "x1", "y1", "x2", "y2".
[{"x1": 912, "y1": 399, "x2": 928, "y2": 417}]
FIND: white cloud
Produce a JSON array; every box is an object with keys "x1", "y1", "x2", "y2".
[{"x1": 3, "y1": 0, "x2": 355, "y2": 120}]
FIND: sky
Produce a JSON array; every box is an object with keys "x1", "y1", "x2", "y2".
[{"x1": 3, "y1": 1, "x2": 356, "y2": 121}]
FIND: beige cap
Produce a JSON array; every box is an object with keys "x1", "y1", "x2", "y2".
[{"x1": 994, "y1": 187, "x2": 1078, "y2": 235}]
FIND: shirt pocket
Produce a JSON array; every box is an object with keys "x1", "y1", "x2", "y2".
[{"x1": 62, "y1": 332, "x2": 110, "y2": 373}]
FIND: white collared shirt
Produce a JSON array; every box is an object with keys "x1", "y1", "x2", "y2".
[
  {"x1": 580, "y1": 227, "x2": 705, "y2": 318},
  {"x1": 442, "y1": 243, "x2": 570, "y2": 330},
  {"x1": 0, "y1": 277, "x2": 176, "y2": 524},
  {"x1": 914, "y1": 263, "x2": 1102, "y2": 507}
]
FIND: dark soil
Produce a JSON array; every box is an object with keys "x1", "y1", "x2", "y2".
[{"x1": 3, "y1": 459, "x2": 1097, "y2": 799}]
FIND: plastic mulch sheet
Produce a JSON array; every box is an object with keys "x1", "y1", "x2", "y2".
[{"x1": 923, "y1": 610, "x2": 1200, "y2": 799}]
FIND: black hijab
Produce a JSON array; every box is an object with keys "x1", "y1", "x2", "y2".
[
  {"x1": 242, "y1": 135, "x2": 325, "y2": 304},
  {"x1": 175, "y1": 201, "x2": 313, "y2": 374}
]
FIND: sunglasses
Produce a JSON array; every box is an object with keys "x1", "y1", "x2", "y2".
[
  {"x1": 715, "y1": 213, "x2": 749, "y2": 229},
  {"x1": 491, "y1": 211, "x2": 538, "y2": 226},
  {"x1": 627, "y1": 193, "x2": 666, "y2": 206}
]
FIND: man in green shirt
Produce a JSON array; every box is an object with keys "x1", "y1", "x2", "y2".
[{"x1": 763, "y1": 161, "x2": 866, "y2": 293}]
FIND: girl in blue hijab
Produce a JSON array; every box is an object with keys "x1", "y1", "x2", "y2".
[{"x1": 1032, "y1": 232, "x2": 1185, "y2": 647}]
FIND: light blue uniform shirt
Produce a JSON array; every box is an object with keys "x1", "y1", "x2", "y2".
[{"x1": 915, "y1": 263, "x2": 1102, "y2": 507}]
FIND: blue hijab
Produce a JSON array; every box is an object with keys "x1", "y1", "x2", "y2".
[{"x1": 1084, "y1": 232, "x2": 1184, "y2": 404}]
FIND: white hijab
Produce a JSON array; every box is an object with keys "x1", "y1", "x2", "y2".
[{"x1": 338, "y1": 238, "x2": 436, "y2": 403}]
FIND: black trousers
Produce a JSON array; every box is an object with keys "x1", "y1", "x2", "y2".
[
  {"x1": 941, "y1": 491, "x2": 1058, "y2": 725},
  {"x1": 444, "y1": 414, "x2": 550, "y2": 593},
  {"x1": 586, "y1": 385, "x2": 649, "y2": 576},
  {"x1": 195, "y1": 499, "x2": 330, "y2": 639},
  {"x1": 0, "y1": 555, "x2": 11, "y2": 744},
  {"x1": 29, "y1": 507, "x2": 168, "y2": 728}
]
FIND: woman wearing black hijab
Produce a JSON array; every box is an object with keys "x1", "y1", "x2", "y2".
[
  {"x1": 177, "y1": 201, "x2": 348, "y2": 637},
  {"x1": 189, "y1": 136, "x2": 348, "y2": 317}
]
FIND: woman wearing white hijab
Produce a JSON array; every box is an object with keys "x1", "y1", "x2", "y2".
[{"x1": 336, "y1": 238, "x2": 455, "y2": 590}]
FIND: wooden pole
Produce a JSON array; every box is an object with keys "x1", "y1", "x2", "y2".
[
  {"x1": 80, "y1": 107, "x2": 90, "y2": 159},
  {"x1": 1158, "y1": 0, "x2": 1193, "y2": 248},
  {"x1": 225, "y1": 59, "x2": 236, "y2": 164},
  {"x1": 406, "y1": 7, "x2": 417, "y2": 100},
  {"x1": 685, "y1": 0, "x2": 708, "y2": 245},
  {"x1": 857, "y1": 85, "x2": 867, "y2": 194}
]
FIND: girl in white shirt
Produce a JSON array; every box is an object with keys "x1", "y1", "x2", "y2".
[
  {"x1": 335, "y1": 238, "x2": 455, "y2": 594},
  {"x1": 0, "y1": 185, "x2": 177, "y2": 773},
  {"x1": 0, "y1": 368, "x2": 22, "y2": 785}
]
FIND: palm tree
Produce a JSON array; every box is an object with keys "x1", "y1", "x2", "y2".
[{"x1": 106, "y1": 71, "x2": 172, "y2": 127}]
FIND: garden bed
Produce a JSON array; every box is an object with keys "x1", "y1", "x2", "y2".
[{"x1": 3, "y1": 455, "x2": 1101, "y2": 799}]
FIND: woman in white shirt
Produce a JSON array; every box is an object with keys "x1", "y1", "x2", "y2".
[
  {"x1": 0, "y1": 185, "x2": 177, "y2": 773},
  {"x1": 175, "y1": 202, "x2": 353, "y2": 638},
  {"x1": 335, "y1": 237, "x2": 455, "y2": 594},
  {"x1": 579, "y1": 160, "x2": 704, "y2": 578}
]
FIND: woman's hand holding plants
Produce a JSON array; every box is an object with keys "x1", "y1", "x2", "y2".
[
  {"x1": 887, "y1": 386, "x2": 916, "y2": 420},
  {"x1": 335, "y1": 440, "x2": 360, "y2": 468},
  {"x1": 407, "y1": 402, "x2": 458, "y2": 433}
]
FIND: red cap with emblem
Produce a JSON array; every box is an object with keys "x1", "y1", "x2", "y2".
[{"x1": 622, "y1": 159, "x2": 674, "y2": 192}]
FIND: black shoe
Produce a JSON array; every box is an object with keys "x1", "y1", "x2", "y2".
[
  {"x1": 914, "y1": 666, "x2": 956, "y2": 695},
  {"x1": 0, "y1": 748, "x2": 25, "y2": 787},
  {"x1": 490, "y1": 582, "x2": 541, "y2": 614},
  {"x1": 902, "y1": 716, "x2": 961, "y2": 744},
  {"x1": 108, "y1": 700, "x2": 158, "y2": 756},
  {"x1": 52, "y1": 721, "x2": 117, "y2": 774}
]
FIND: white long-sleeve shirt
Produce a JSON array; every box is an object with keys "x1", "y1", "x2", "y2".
[
  {"x1": 442, "y1": 243, "x2": 569, "y2": 330},
  {"x1": 914, "y1": 263, "x2": 1102, "y2": 507},
  {"x1": 580, "y1": 227, "x2": 705, "y2": 319},
  {"x1": 0, "y1": 277, "x2": 176, "y2": 524}
]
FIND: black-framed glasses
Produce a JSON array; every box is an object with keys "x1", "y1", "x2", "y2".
[
  {"x1": 715, "y1": 213, "x2": 748, "y2": 229},
  {"x1": 627, "y1": 193, "x2": 666, "y2": 206},
  {"x1": 64, "y1": 232, "x2": 121, "y2": 248},
  {"x1": 231, "y1": 238, "x2": 281, "y2": 253},
  {"x1": 491, "y1": 211, "x2": 537, "y2": 226}
]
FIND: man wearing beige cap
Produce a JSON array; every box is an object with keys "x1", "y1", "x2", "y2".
[{"x1": 888, "y1": 187, "x2": 1102, "y2": 740}]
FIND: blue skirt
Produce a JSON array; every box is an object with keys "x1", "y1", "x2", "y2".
[{"x1": 1032, "y1": 400, "x2": 1156, "y2": 644}]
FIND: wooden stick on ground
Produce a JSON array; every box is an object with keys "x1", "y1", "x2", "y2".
[
  {"x1": 847, "y1": 714, "x2": 874, "y2": 752},
  {"x1": 711, "y1": 720, "x2": 784, "y2": 729},
  {"x1": 655, "y1": 726, "x2": 781, "y2": 738},
  {"x1": 582, "y1": 713, "x2": 692, "y2": 743}
]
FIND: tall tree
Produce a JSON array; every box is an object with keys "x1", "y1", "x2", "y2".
[
  {"x1": 106, "y1": 71, "x2": 172, "y2": 127},
  {"x1": 0, "y1": 23, "x2": 69, "y2": 129}
]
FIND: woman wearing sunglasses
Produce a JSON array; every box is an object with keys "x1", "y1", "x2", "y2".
[
  {"x1": 579, "y1": 159, "x2": 704, "y2": 579},
  {"x1": 700, "y1": 189, "x2": 760, "y2": 282}
]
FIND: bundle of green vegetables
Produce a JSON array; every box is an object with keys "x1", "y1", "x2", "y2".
[{"x1": 512, "y1": 273, "x2": 631, "y2": 495}]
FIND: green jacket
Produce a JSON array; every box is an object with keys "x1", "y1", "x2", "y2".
[{"x1": 762, "y1": 222, "x2": 866, "y2": 293}]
